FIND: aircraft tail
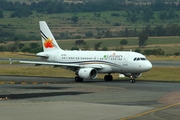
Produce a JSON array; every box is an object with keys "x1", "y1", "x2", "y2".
[{"x1": 39, "y1": 21, "x2": 62, "y2": 52}]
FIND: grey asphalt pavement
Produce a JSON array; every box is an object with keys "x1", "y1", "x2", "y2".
[{"x1": 0, "y1": 76, "x2": 180, "y2": 120}]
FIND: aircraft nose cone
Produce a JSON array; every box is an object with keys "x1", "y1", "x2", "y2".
[{"x1": 146, "y1": 61, "x2": 152, "y2": 71}]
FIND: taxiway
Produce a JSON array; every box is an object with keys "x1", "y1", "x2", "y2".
[{"x1": 0, "y1": 76, "x2": 180, "y2": 120}]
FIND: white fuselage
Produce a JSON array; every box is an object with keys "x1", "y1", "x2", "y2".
[
  {"x1": 43, "y1": 50, "x2": 152, "y2": 74},
  {"x1": 20, "y1": 21, "x2": 152, "y2": 82}
]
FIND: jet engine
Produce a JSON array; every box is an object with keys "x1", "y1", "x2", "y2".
[
  {"x1": 78, "y1": 68, "x2": 98, "y2": 79},
  {"x1": 124, "y1": 73, "x2": 142, "y2": 78}
]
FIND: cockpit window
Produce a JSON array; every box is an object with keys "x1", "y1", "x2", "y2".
[
  {"x1": 141, "y1": 58, "x2": 146, "y2": 60},
  {"x1": 133, "y1": 57, "x2": 147, "y2": 61}
]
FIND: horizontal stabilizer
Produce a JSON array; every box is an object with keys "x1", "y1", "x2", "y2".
[{"x1": 36, "y1": 52, "x2": 49, "y2": 58}]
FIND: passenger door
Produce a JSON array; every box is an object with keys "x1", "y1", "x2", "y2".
[{"x1": 123, "y1": 54, "x2": 129, "y2": 66}]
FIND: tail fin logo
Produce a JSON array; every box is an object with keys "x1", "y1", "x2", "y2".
[
  {"x1": 44, "y1": 38, "x2": 54, "y2": 48},
  {"x1": 41, "y1": 30, "x2": 55, "y2": 48}
]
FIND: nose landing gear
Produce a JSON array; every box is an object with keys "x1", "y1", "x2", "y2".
[{"x1": 130, "y1": 75, "x2": 135, "y2": 83}]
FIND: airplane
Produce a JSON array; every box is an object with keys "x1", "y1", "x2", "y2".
[{"x1": 20, "y1": 21, "x2": 152, "y2": 83}]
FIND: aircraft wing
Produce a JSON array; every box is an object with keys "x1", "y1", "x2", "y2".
[{"x1": 20, "y1": 61, "x2": 103, "y2": 69}]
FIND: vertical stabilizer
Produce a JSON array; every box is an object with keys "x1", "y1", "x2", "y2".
[{"x1": 39, "y1": 21, "x2": 62, "y2": 52}]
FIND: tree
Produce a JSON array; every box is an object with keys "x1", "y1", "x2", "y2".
[
  {"x1": 142, "y1": 8, "x2": 154, "y2": 22},
  {"x1": 130, "y1": 14, "x2": 138, "y2": 23},
  {"x1": 46, "y1": 2, "x2": 54, "y2": 14},
  {"x1": 22, "y1": 47, "x2": 31, "y2": 53},
  {"x1": 0, "y1": 9, "x2": 3, "y2": 18},
  {"x1": 114, "y1": 22, "x2": 120, "y2": 26},
  {"x1": 104, "y1": 30, "x2": 113, "y2": 38},
  {"x1": 120, "y1": 39, "x2": 128, "y2": 45},
  {"x1": 127, "y1": 13, "x2": 138, "y2": 23},
  {"x1": 114, "y1": 46, "x2": 123, "y2": 51},
  {"x1": 94, "y1": 42, "x2": 102, "y2": 50},
  {"x1": 71, "y1": 46, "x2": 79, "y2": 50},
  {"x1": 18, "y1": 43, "x2": 25, "y2": 49},
  {"x1": 138, "y1": 32, "x2": 148, "y2": 47},
  {"x1": 85, "y1": 31, "x2": 93, "y2": 38},
  {"x1": 71, "y1": 16, "x2": 78, "y2": 23},
  {"x1": 101, "y1": 46, "x2": 108, "y2": 51},
  {"x1": 0, "y1": 46, "x2": 7, "y2": 52},
  {"x1": 143, "y1": 49, "x2": 165, "y2": 55},
  {"x1": 174, "y1": 52, "x2": 180, "y2": 56},
  {"x1": 8, "y1": 44, "x2": 17, "y2": 52},
  {"x1": 83, "y1": 45, "x2": 90, "y2": 50},
  {"x1": 158, "y1": 11, "x2": 167, "y2": 21},
  {"x1": 94, "y1": 12, "x2": 101, "y2": 17},
  {"x1": 30, "y1": 43, "x2": 39, "y2": 49},
  {"x1": 167, "y1": 9, "x2": 177, "y2": 19},
  {"x1": 10, "y1": 7, "x2": 32, "y2": 18},
  {"x1": 135, "y1": 48, "x2": 141, "y2": 53},
  {"x1": 59, "y1": 32, "x2": 66, "y2": 39},
  {"x1": 75, "y1": 40, "x2": 85, "y2": 45}
]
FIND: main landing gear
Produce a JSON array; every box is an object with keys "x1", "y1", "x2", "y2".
[
  {"x1": 104, "y1": 73, "x2": 113, "y2": 81},
  {"x1": 75, "y1": 76, "x2": 84, "y2": 82},
  {"x1": 130, "y1": 76, "x2": 135, "y2": 83}
]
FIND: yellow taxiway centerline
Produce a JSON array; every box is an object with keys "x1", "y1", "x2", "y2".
[{"x1": 121, "y1": 102, "x2": 180, "y2": 120}]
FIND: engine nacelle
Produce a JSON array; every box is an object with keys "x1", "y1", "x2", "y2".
[
  {"x1": 124, "y1": 73, "x2": 142, "y2": 78},
  {"x1": 78, "y1": 68, "x2": 98, "y2": 79}
]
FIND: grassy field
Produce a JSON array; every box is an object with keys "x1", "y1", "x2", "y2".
[
  {"x1": 2, "y1": 10, "x2": 180, "y2": 39},
  {"x1": 0, "y1": 65, "x2": 180, "y2": 82},
  {"x1": 1, "y1": 36, "x2": 180, "y2": 55},
  {"x1": 1, "y1": 8, "x2": 180, "y2": 55},
  {"x1": 0, "y1": 52, "x2": 180, "y2": 82},
  {"x1": 0, "y1": 3, "x2": 180, "y2": 82},
  {"x1": 1, "y1": 51, "x2": 180, "y2": 61}
]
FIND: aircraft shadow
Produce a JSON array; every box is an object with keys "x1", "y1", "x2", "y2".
[
  {"x1": 11, "y1": 86, "x2": 70, "y2": 90},
  {"x1": 0, "y1": 91, "x2": 93, "y2": 100}
]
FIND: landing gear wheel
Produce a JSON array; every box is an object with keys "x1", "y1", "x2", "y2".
[
  {"x1": 104, "y1": 75, "x2": 109, "y2": 81},
  {"x1": 79, "y1": 78, "x2": 84, "y2": 82},
  {"x1": 104, "y1": 75, "x2": 113, "y2": 81},
  {"x1": 75, "y1": 76, "x2": 79, "y2": 82},
  {"x1": 75, "y1": 76, "x2": 84, "y2": 82},
  {"x1": 130, "y1": 79, "x2": 135, "y2": 83},
  {"x1": 109, "y1": 75, "x2": 113, "y2": 81}
]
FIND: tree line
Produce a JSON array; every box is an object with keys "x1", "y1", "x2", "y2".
[
  {"x1": 0, "y1": 38, "x2": 166, "y2": 56},
  {"x1": 0, "y1": 0, "x2": 180, "y2": 18}
]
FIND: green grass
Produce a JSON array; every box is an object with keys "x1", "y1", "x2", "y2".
[
  {"x1": 1, "y1": 36, "x2": 180, "y2": 55},
  {"x1": 2, "y1": 10, "x2": 180, "y2": 39},
  {"x1": 56, "y1": 37, "x2": 180, "y2": 54},
  {"x1": 1, "y1": 10, "x2": 180, "y2": 55},
  {"x1": 139, "y1": 67, "x2": 180, "y2": 82},
  {"x1": 0, "y1": 65, "x2": 180, "y2": 82},
  {"x1": 1, "y1": 52, "x2": 180, "y2": 82}
]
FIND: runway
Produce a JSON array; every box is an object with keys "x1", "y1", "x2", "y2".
[{"x1": 0, "y1": 76, "x2": 180, "y2": 120}]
